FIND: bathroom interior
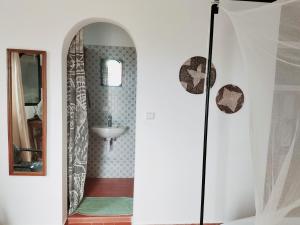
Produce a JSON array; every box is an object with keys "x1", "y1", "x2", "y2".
[{"x1": 68, "y1": 22, "x2": 137, "y2": 222}]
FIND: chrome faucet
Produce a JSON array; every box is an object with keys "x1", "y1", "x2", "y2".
[{"x1": 107, "y1": 114, "x2": 112, "y2": 127}]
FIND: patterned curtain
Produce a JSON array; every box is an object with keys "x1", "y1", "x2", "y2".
[{"x1": 67, "y1": 30, "x2": 89, "y2": 214}]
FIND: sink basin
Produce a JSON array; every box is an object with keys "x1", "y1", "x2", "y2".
[{"x1": 92, "y1": 126, "x2": 128, "y2": 139}]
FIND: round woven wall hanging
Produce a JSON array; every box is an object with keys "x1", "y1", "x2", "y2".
[
  {"x1": 216, "y1": 84, "x2": 244, "y2": 114},
  {"x1": 179, "y1": 56, "x2": 216, "y2": 94}
]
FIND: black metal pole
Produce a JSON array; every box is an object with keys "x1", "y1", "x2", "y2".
[{"x1": 200, "y1": 2, "x2": 219, "y2": 225}]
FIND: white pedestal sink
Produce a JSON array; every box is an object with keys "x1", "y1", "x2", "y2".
[
  {"x1": 92, "y1": 126, "x2": 128, "y2": 151},
  {"x1": 92, "y1": 126, "x2": 128, "y2": 139}
]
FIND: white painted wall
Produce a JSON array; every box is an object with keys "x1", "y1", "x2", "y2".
[
  {"x1": 83, "y1": 22, "x2": 134, "y2": 47},
  {"x1": 0, "y1": 1, "x2": 266, "y2": 225}
]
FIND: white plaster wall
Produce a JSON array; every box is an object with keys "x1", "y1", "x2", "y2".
[
  {"x1": 83, "y1": 22, "x2": 134, "y2": 47},
  {"x1": 0, "y1": 1, "x2": 264, "y2": 225}
]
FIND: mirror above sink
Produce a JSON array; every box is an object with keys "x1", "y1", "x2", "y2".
[{"x1": 101, "y1": 59, "x2": 123, "y2": 87}]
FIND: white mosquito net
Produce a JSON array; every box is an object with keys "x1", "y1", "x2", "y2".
[{"x1": 220, "y1": 1, "x2": 300, "y2": 225}]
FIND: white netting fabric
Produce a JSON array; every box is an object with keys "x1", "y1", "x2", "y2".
[{"x1": 220, "y1": 1, "x2": 300, "y2": 225}]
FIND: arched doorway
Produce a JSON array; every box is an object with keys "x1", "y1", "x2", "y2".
[{"x1": 62, "y1": 20, "x2": 137, "y2": 224}]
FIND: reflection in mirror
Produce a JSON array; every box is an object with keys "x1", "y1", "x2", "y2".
[
  {"x1": 101, "y1": 59, "x2": 122, "y2": 86},
  {"x1": 7, "y1": 49, "x2": 47, "y2": 176},
  {"x1": 20, "y1": 54, "x2": 42, "y2": 105}
]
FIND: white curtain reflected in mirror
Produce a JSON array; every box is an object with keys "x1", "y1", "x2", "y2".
[{"x1": 11, "y1": 52, "x2": 32, "y2": 162}]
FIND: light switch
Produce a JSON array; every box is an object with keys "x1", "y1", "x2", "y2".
[{"x1": 146, "y1": 112, "x2": 155, "y2": 120}]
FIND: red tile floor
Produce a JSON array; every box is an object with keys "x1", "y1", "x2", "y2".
[{"x1": 66, "y1": 178, "x2": 134, "y2": 225}]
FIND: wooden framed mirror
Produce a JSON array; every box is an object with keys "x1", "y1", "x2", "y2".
[{"x1": 7, "y1": 49, "x2": 47, "y2": 176}]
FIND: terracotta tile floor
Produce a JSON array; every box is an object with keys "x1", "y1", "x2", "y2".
[
  {"x1": 66, "y1": 216, "x2": 131, "y2": 225},
  {"x1": 67, "y1": 178, "x2": 134, "y2": 225},
  {"x1": 84, "y1": 178, "x2": 134, "y2": 197}
]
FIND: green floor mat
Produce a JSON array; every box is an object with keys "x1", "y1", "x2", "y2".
[{"x1": 76, "y1": 197, "x2": 133, "y2": 216}]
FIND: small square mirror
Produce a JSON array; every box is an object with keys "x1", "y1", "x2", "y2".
[{"x1": 101, "y1": 59, "x2": 122, "y2": 86}]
